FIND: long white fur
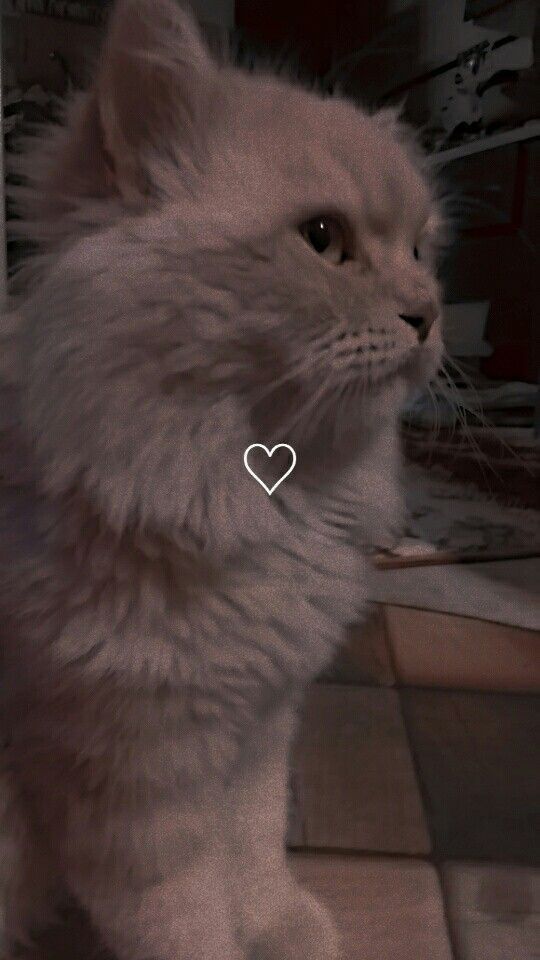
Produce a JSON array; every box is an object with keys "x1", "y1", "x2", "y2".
[{"x1": 0, "y1": 1, "x2": 444, "y2": 957}]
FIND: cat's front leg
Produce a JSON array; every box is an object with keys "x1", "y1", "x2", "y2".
[
  {"x1": 228, "y1": 698, "x2": 341, "y2": 960},
  {"x1": 249, "y1": 885, "x2": 341, "y2": 960},
  {"x1": 69, "y1": 846, "x2": 247, "y2": 960}
]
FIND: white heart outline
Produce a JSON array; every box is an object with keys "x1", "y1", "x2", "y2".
[{"x1": 243, "y1": 443, "x2": 297, "y2": 496}]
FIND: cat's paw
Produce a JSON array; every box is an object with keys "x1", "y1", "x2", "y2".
[{"x1": 250, "y1": 885, "x2": 341, "y2": 960}]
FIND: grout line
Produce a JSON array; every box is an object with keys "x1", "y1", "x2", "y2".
[
  {"x1": 395, "y1": 689, "x2": 438, "y2": 855},
  {"x1": 380, "y1": 605, "x2": 400, "y2": 686},
  {"x1": 287, "y1": 845, "x2": 433, "y2": 862},
  {"x1": 398, "y1": 684, "x2": 540, "y2": 700},
  {"x1": 434, "y1": 862, "x2": 461, "y2": 960},
  {"x1": 287, "y1": 843, "x2": 540, "y2": 868},
  {"x1": 287, "y1": 762, "x2": 307, "y2": 848},
  {"x1": 317, "y1": 677, "x2": 540, "y2": 700}
]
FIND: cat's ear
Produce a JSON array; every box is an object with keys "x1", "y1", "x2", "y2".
[
  {"x1": 16, "y1": 0, "x2": 219, "y2": 218},
  {"x1": 95, "y1": 0, "x2": 217, "y2": 200}
]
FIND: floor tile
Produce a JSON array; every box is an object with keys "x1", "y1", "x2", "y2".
[
  {"x1": 290, "y1": 853, "x2": 453, "y2": 960},
  {"x1": 386, "y1": 605, "x2": 540, "y2": 692},
  {"x1": 369, "y1": 558, "x2": 540, "y2": 632},
  {"x1": 292, "y1": 684, "x2": 430, "y2": 853},
  {"x1": 402, "y1": 690, "x2": 540, "y2": 861},
  {"x1": 321, "y1": 607, "x2": 395, "y2": 686},
  {"x1": 442, "y1": 862, "x2": 540, "y2": 960}
]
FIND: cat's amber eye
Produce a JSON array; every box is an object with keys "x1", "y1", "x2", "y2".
[{"x1": 299, "y1": 216, "x2": 349, "y2": 265}]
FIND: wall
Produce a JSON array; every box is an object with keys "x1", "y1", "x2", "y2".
[
  {"x1": 388, "y1": 0, "x2": 536, "y2": 69},
  {"x1": 190, "y1": 0, "x2": 235, "y2": 28}
]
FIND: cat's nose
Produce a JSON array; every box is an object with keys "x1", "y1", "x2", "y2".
[{"x1": 399, "y1": 302, "x2": 438, "y2": 343}]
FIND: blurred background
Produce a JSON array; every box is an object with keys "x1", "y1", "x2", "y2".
[{"x1": 1, "y1": 3, "x2": 539, "y2": 959}]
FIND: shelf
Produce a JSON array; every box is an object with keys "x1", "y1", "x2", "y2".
[{"x1": 428, "y1": 119, "x2": 540, "y2": 167}]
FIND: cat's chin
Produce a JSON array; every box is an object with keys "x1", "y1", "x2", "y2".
[
  {"x1": 341, "y1": 353, "x2": 425, "y2": 408},
  {"x1": 358, "y1": 371, "x2": 411, "y2": 419},
  {"x1": 399, "y1": 340, "x2": 444, "y2": 395}
]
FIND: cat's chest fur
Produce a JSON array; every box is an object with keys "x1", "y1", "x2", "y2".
[{"x1": 0, "y1": 379, "x2": 399, "y2": 830}]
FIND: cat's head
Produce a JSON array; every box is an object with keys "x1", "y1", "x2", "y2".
[{"x1": 12, "y1": 0, "x2": 446, "y2": 534}]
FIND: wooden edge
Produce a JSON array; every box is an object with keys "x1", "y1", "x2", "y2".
[{"x1": 373, "y1": 548, "x2": 540, "y2": 569}]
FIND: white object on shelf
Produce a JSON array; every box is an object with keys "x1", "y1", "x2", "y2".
[
  {"x1": 443, "y1": 301, "x2": 493, "y2": 358},
  {"x1": 428, "y1": 119, "x2": 540, "y2": 167}
]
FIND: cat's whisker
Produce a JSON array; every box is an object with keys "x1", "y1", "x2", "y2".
[
  {"x1": 425, "y1": 381, "x2": 441, "y2": 442},
  {"x1": 435, "y1": 364, "x2": 492, "y2": 469},
  {"x1": 439, "y1": 353, "x2": 530, "y2": 472},
  {"x1": 280, "y1": 370, "x2": 337, "y2": 441},
  {"x1": 427, "y1": 363, "x2": 506, "y2": 485},
  {"x1": 249, "y1": 327, "x2": 350, "y2": 410},
  {"x1": 251, "y1": 351, "x2": 323, "y2": 406}
]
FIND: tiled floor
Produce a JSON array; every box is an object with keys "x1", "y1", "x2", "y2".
[
  {"x1": 9, "y1": 606, "x2": 540, "y2": 960},
  {"x1": 291, "y1": 685, "x2": 430, "y2": 853},
  {"x1": 401, "y1": 689, "x2": 540, "y2": 861},
  {"x1": 285, "y1": 682, "x2": 540, "y2": 959},
  {"x1": 442, "y1": 863, "x2": 540, "y2": 960},
  {"x1": 15, "y1": 857, "x2": 540, "y2": 960},
  {"x1": 291, "y1": 854, "x2": 454, "y2": 960},
  {"x1": 384, "y1": 606, "x2": 540, "y2": 692}
]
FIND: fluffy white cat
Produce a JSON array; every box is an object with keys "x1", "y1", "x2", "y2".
[{"x1": 0, "y1": 1, "x2": 445, "y2": 957}]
